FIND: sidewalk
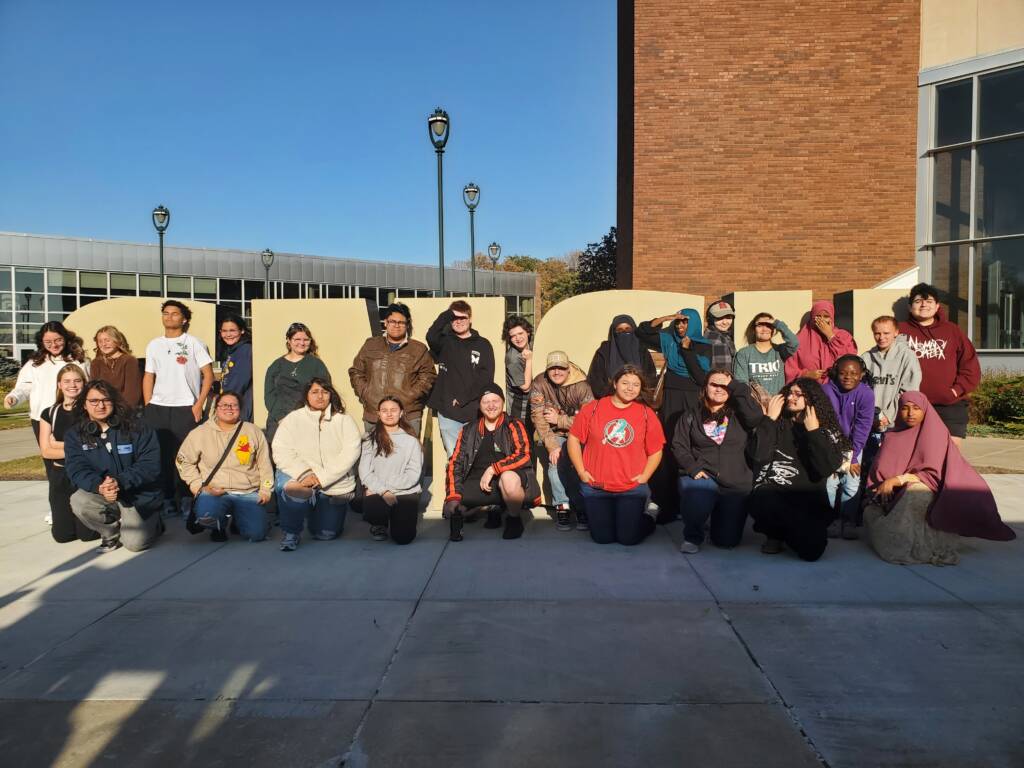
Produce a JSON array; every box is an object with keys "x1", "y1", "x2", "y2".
[
  {"x1": 0, "y1": 479, "x2": 1022, "y2": 767},
  {"x1": 961, "y1": 436, "x2": 1024, "y2": 472}
]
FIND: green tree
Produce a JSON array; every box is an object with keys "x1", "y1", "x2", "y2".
[{"x1": 577, "y1": 226, "x2": 617, "y2": 294}]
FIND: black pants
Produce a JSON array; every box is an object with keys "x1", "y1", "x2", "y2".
[
  {"x1": 362, "y1": 493, "x2": 419, "y2": 545},
  {"x1": 44, "y1": 460, "x2": 99, "y2": 543},
  {"x1": 144, "y1": 403, "x2": 199, "y2": 507},
  {"x1": 749, "y1": 486, "x2": 829, "y2": 561}
]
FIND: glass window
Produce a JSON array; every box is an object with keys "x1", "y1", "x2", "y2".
[
  {"x1": 167, "y1": 276, "x2": 191, "y2": 298},
  {"x1": 505, "y1": 296, "x2": 518, "y2": 314},
  {"x1": 976, "y1": 138, "x2": 1024, "y2": 238},
  {"x1": 930, "y1": 244, "x2": 971, "y2": 336},
  {"x1": 380, "y1": 288, "x2": 396, "y2": 306},
  {"x1": 520, "y1": 298, "x2": 535, "y2": 320},
  {"x1": 281, "y1": 282, "x2": 299, "y2": 299},
  {"x1": 244, "y1": 280, "x2": 266, "y2": 301},
  {"x1": 79, "y1": 271, "x2": 108, "y2": 296},
  {"x1": 932, "y1": 147, "x2": 971, "y2": 242},
  {"x1": 358, "y1": 287, "x2": 376, "y2": 301},
  {"x1": 47, "y1": 270, "x2": 77, "y2": 292},
  {"x1": 219, "y1": 279, "x2": 242, "y2": 301},
  {"x1": 194, "y1": 278, "x2": 216, "y2": 300},
  {"x1": 47, "y1": 311, "x2": 68, "y2": 322},
  {"x1": 79, "y1": 295, "x2": 106, "y2": 307},
  {"x1": 17, "y1": 327, "x2": 39, "y2": 345},
  {"x1": 16, "y1": 289, "x2": 44, "y2": 312},
  {"x1": 327, "y1": 285, "x2": 347, "y2": 298},
  {"x1": 303, "y1": 283, "x2": 319, "y2": 299},
  {"x1": 139, "y1": 275, "x2": 162, "y2": 297},
  {"x1": 110, "y1": 273, "x2": 137, "y2": 296},
  {"x1": 979, "y1": 66, "x2": 1024, "y2": 139},
  {"x1": 975, "y1": 238, "x2": 1024, "y2": 349},
  {"x1": 0, "y1": 326, "x2": 11, "y2": 345},
  {"x1": 0, "y1": 293, "x2": 12, "y2": 312},
  {"x1": 218, "y1": 301, "x2": 242, "y2": 319},
  {"x1": 14, "y1": 269, "x2": 44, "y2": 300},
  {"x1": 397, "y1": 289, "x2": 416, "y2": 298},
  {"x1": 47, "y1": 294, "x2": 78, "y2": 312},
  {"x1": 16, "y1": 311, "x2": 45, "y2": 327},
  {"x1": 935, "y1": 79, "x2": 972, "y2": 146},
  {"x1": 0, "y1": 267, "x2": 10, "y2": 292}
]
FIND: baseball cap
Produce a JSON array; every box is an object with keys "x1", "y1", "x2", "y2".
[
  {"x1": 708, "y1": 301, "x2": 735, "y2": 319},
  {"x1": 545, "y1": 351, "x2": 570, "y2": 370}
]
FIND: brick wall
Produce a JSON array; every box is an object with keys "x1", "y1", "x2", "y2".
[{"x1": 619, "y1": 0, "x2": 920, "y2": 301}]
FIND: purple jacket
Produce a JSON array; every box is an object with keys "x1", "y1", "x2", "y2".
[{"x1": 824, "y1": 380, "x2": 874, "y2": 463}]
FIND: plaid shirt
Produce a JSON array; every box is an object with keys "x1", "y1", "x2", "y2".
[{"x1": 705, "y1": 327, "x2": 736, "y2": 369}]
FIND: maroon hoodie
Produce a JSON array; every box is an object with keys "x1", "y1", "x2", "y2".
[{"x1": 898, "y1": 308, "x2": 980, "y2": 406}]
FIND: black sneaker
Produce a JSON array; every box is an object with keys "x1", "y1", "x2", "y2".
[
  {"x1": 502, "y1": 516, "x2": 524, "y2": 540},
  {"x1": 575, "y1": 511, "x2": 589, "y2": 531},
  {"x1": 555, "y1": 508, "x2": 572, "y2": 531},
  {"x1": 97, "y1": 538, "x2": 121, "y2": 554},
  {"x1": 483, "y1": 507, "x2": 503, "y2": 529},
  {"x1": 370, "y1": 525, "x2": 388, "y2": 541},
  {"x1": 210, "y1": 529, "x2": 228, "y2": 543},
  {"x1": 449, "y1": 512, "x2": 464, "y2": 542}
]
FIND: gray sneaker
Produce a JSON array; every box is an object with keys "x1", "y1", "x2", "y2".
[
  {"x1": 280, "y1": 532, "x2": 299, "y2": 552},
  {"x1": 370, "y1": 525, "x2": 388, "y2": 541},
  {"x1": 575, "y1": 511, "x2": 589, "y2": 531},
  {"x1": 313, "y1": 530, "x2": 337, "y2": 541},
  {"x1": 680, "y1": 540, "x2": 700, "y2": 555},
  {"x1": 555, "y1": 508, "x2": 572, "y2": 531}
]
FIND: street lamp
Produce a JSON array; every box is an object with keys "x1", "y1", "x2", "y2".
[
  {"x1": 463, "y1": 182, "x2": 480, "y2": 295},
  {"x1": 261, "y1": 249, "x2": 275, "y2": 299},
  {"x1": 151, "y1": 204, "x2": 170, "y2": 295},
  {"x1": 488, "y1": 241, "x2": 501, "y2": 295},
  {"x1": 428, "y1": 108, "x2": 450, "y2": 295}
]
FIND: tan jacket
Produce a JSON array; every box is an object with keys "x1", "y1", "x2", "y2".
[
  {"x1": 529, "y1": 363, "x2": 594, "y2": 452},
  {"x1": 349, "y1": 335, "x2": 437, "y2": 423},
  {"x1": 271, "y1": 405, "x2": 362, "y2": 496},
  {"x1": 176, "y1": 419, "x2": 273, "y2": 496}
]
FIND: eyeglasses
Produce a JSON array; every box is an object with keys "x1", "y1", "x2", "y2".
[
  {"x1": 216, "y1": 403, "x2": 239, "y2": 410},
  {"x1": 911, "y1": 298, "x2": 937, "y2": 305},
  {"x1": 86, "y1": 398, "x2": 112, "y2": 406},
  {"x1": 385, "y1": 319, "x2": 407, "y2": 326}
]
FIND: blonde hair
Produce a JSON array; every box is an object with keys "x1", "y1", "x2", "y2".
[
  {"x1": 93, "y1": 325, "x2": 133, "y2": 357},
  {"x1": 54, "y1": 363, "x2": 88, "y2": 406}
]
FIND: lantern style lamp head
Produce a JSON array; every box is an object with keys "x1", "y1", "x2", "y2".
[
  {"x1": 463, "y1": 182, "x2": 480, "y2": 211},
  {"x1": 487, "y1": 242, "x2": 501, "y2": 264},
  {"x1": 428, "y1": 108, "x2": 450, "y2": 150},
  {"x1": 260, "y1": 248, "x2": 275, "y2": 270},
  {"x1": 152, "y1": 205, "x2": 170, "y2": 234}
]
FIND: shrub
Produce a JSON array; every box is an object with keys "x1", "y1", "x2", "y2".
[{"x1": 970, "y1": 370, "x2": 1024, "y2": 434}]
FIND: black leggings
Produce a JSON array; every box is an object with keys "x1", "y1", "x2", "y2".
[
  {"x1": 44, "y1": 460, "x2": 99, "y2": 543},
  {"x1": 362, "y1": 494, "x2": 419, "y2": 545},
  {"x1": 749, "y1": 486, "x2": 830, "y2": 561}
]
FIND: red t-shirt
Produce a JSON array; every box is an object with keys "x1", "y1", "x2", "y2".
[{"x1": 569, "y1": 397, "x2": 665, "y2": 492}]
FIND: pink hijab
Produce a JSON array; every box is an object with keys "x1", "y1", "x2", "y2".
[
  {"x1": 784, "y1": 300, "x2": 857, "y2": 383},
  {"x1": 868, "y1": 391, "x2": 1015, "y2": 541}
]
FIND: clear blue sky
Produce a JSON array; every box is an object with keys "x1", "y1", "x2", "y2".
[{"x1": 0, "y1": 0, "x2": 616, "y2": 266}]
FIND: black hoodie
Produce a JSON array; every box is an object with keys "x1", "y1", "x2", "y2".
[{"x1": 426, "y1": 310, "x2": 496, "y2": 422}]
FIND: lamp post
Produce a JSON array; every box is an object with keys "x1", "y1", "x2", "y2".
[
  {"x1": 463, "y1": 182, "x2": 480, "y2": 295},
  {"x1": 151, "y1": 205, "x2": 170, "y2": 295},
  {"x1": 261, "y1": 249, "x2": 275, "y2": 299},
  {"x1": 488, "y1": 241, "x2": 501, "y2": 295},
  {"x1": 428, "y1": 108, "x2": 450, "y2": 295}
]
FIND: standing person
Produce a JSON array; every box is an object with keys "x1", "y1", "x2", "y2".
[
  {"x1": 264, "y1": 322, "x2": 331, "y2": 442},
  {"x1": 426, "y1": 300, "x2": 495, "y2": 456},
  {"x1": 672, "y1": 369, "x2": 764, "y2": 553},
  {"x1": 142, "y1": 300, "x2": 214, "y2": 517},
  {"x1": 4, "y1": 321, "x2": 89, "y2": 440},
  {"x1": 38, "y1": 364, "x2": 98, "y2": 543},
  {"x1": 823, "y1": 355, "x2": 875, "y2": 539},
  {"x1": 862, "y1": 315, "x2": 922, "y2": 469},
  {"x1": 705, "y1": 300, "x2": 737, "y2": 369},
  {"x1": 349, "y1": 303, "x2": 436, "y2": 437},
  {"x1": 898, "y1": 283, "x2": 980, "y2": 446},
  {"x1": 359, "y1": 396, "x2": 424, "y2": 545},
  {"x1": 733, "y1": 313, "x2": 800, "y2": 397},
  {"x1": 863, "y1": 392, "x2": 1015, "y2": 565},
  {"x1": 217, "y1": 314, "x2": 254, "y2": 422},
  {"x1": 272, "y1": 378, "x2": 361, "y2": 551},
  {"x1": 91, "y1": 326, "x2": 142, "y2": 410},
  {"x1": 64, "y1": 380, "x2": 163, "y2": 553},
  {"x1": 175, "y1": 391, "x2": 274, "y2": 543},
  {"x1": 748, "y1": 379, "x2": 846, "y2": 561},
  {"x1": 567, "y1": 365, "x2": 666, "y2": 546},
  {"x1": 587, "y1": 315, "x2": 657, "y2": 399},
  {"x1": 502, "y1": 315, "x2": 534, "y2": 421},
  {"x1": 529, "y1": 350, "x2": 593, "y2": 531},
  {"x1": 784, "y1": 300, "x2": 857, "y2": 384},
  {"x1": 443, "y1": 383, "x2": 538, "y2": 542}
]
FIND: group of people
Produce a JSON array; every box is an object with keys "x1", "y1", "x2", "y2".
[{"x1": 6, "y1": 283, "x2": 1015, "y2": 564}]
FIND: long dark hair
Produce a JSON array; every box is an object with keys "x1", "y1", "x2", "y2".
[
  {"x1": 501, "y1": 315, "x2": 534, "y2": 347},
  {"x1": 781, "y1": 377, "x2": 851, "y2": 453},
  {"x1": 31, "y1": 321, "x2": 85, "y2": 366},
  {"x1": 368, "y1": 395, "x2": 419, "y2": 457},
  {"x1": 72, "y1": 380, "x2": 138, "y2": 444},
  {"x1": 298, "y1": 377, "x2": 344, "y2": 413},
  {"x1": 610, "y1": 363, "x2": 651, "y2": 407},
  {"x1": 699, "y1": 367, "x2": 734, "y2": 423}
]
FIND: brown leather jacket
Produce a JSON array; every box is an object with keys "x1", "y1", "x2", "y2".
[
  {"x1": 529, "y1": 363, "x2": 594, "y2": 452},
  {"x1": 349, "y1": 335, "x2": 437, "y2": 423}
]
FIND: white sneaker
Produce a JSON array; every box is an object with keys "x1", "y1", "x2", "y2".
[
  {"x1": 44, "y1": 512, "x2": 53, "y2": 525},
  {"x1": 280, "y1": 532, "x2": 299, "y2": 552},
  {"x1": 680, "y1": 541, "x2": 700, "y2": 554}
]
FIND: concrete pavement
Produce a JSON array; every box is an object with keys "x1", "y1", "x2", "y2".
[
  {"x1": 1, "y1": 478, "x2": 1023, "y2": 767},
  {"x1": 0, "y1": 429, "x2": 39, "y2": 462}
]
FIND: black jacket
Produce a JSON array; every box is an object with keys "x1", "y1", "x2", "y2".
[
  {"x1": 750, "y1": 417, "x2": 842, "y2": 493},
  {"x1": 426, "y1": 310, "x2": 495, "y2": 422},
  {"x1": 445, "y1": 414, "x2": 540, "y2": 505},
  {"x1": 64, "y1": 422, "x2": 163, "y2": 515},
  {"x1": 671, "y1": 380, "x2": 764, "y2": 491}
]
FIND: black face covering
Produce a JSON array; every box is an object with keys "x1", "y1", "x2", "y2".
[{"x1": 607, "y1": 314, "x2": 642, "y2": 376}]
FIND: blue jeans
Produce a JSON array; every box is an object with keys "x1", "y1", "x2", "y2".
[
  {"x1": 579, "y1": 483, "x2": 654, "y2": 546},
  {"x1": 275, "y1": 470, "x2": 350, "y2": 538},
  {"x1": 826, "y1": 470, "x2": 862, "y2": 525},
  {"x1": 544, "y1": 435, "x2": 582, "y2": 509},
  {"x1": 437, "y1": 414, "x2": 467, "y2": 457},
  {"x1": 194, "y1": 491, "x2": 269, "y2": 542},
  {"x1": 677, "y1": 475, "x2": 747, "y2": 548}
]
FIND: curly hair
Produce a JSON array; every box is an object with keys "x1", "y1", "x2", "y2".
[
  {"x1": 781, "y1": 377, "x2": 851, "y2": 454},
  {"x1": 72, "y1": 380, "x2": 139, "y2": 444},
  {"x1": 829, "y1": 354, "x2": 867, "y2": 387},
  {"x1": 501, "y1": 315, "x2": 534, "y2": 347},
  {"x1": 31, "y1": 321, "x2": 86, "y2": 366}
]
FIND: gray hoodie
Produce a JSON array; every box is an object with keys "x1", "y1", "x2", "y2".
[
  {"x1": 358, "y1": 430, "x2": 423, "y2": 496},
  {"x1": 861, "y1": 337, "x2": 922, "y2": 430}
]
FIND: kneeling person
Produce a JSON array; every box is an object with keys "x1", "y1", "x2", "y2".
[
  {"x1": 64, "y1": 381, "x2": 163, "y2": 552},
  {"x1": 444, "y1": 383, "x2": 539, "y2": 541}
]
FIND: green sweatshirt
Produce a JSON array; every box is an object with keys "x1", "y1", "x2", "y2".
[{"x1": 732, "y1": 319, "x2": 798, "y2": 395}]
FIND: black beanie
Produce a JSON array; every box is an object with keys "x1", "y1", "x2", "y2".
[{"x1": 481, "y1": 382, "x2": 505, "y2": 401}]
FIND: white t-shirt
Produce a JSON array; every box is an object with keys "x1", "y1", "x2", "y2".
[{"x1": 144, "y1": 333, "x2": 212, "y2": 407}]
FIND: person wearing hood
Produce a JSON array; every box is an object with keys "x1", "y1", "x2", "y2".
[
  {"x1": 863, "y1": 391, "x2": 1014, "y2": 565},
  {"x1": 587, "y1": 315, "x2": 657, "y2": 399},
  {"x1": 897, "y1": 283, "x2": 980, "y2": 445},
  {"x1": 784, "y1": 300, "x2": 857, "y2": 385},
  {"x1": 861, "y1": 315, "x2": 921, "y2": 469},
  {"x1": 823, "y1": 355, "x2": 875, "y2": 539},
  {"x1": 705, "y1": 300, "x2": 737, "y2": 369},
  {"x1": 443, "y1": 383, "x2": 540, "y2": 542},
  {"x1": 529, "y1": 350, "x2": 594, "y2": 531},
  {"x1": 217, "y1": 314, "x2": 253, "y2": 421},
  {"x1": 427, "y1": 300, "x2": 496, "y2": 456}
]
